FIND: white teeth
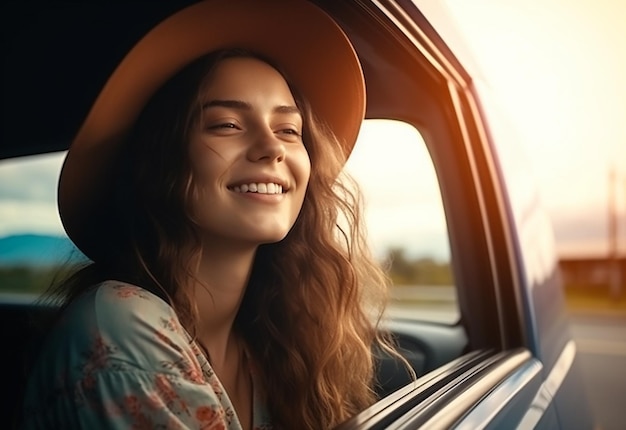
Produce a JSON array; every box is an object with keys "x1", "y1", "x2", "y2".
[{"x1": 230, "y1": 182, "x2": 285, "y2": 194}]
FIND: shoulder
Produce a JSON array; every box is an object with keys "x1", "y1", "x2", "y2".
[
  {"x1": 90, "y1": 280, "x2": 177, "y2": 329},
  {"x1": 64, "y1": 280, "x2": 182, "y2": 338},
  {"x1": 94, "y1": 281, "x2": 194, "y2": 361},
  {"x1": 42, "y1": 281, "x2": 196, "y2": 375},
  {"x1": 92, "y1": 279, "x2": 172, "y2": 310},
  {"x1": 23, "y1": 282, "x2": 222, "y2": 426}
]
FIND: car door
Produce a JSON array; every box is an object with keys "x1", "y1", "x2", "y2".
[{"x1": 315, "y1": 0, "x2": 593, "y2": 428}]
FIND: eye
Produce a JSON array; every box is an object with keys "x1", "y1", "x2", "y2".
[
  {"x1": 274, "y1": 124, "x2": 303, "y2": 140},
  {"x1": 208, "y1": 122, "x2": 239, "y2": 130},
  {"x1": 280, "y1": 128, "x2": 302, "y2": 136},
  {"x1": 204, "y1": 121, "x2": 242, "y2": 135}
]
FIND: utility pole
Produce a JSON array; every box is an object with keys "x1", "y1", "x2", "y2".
[{"x1": 608, "y1": 167, "x2": 621, "y2": 299}]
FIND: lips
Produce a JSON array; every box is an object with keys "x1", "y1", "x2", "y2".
[{"x1": 228, "y1": 182, "x2": 285, "y2": 194}]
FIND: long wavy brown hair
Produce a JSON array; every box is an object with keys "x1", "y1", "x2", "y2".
[{"x1": 51, "y1": 49, "x2": 398, "y2": 429}]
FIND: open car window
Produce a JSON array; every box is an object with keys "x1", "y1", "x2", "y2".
[
  {"x1": 0, "y1": 121, "x2": 467, "y2": 407},
  {"x1": 346, "y1": 119, "x2": 459, "y2": 325},
  {"x1": 0, "y1": 152, "x2": 87, "y2": 298},
  {"x1": 0, "y1": 121, "x2": 460, "y2": 328}
]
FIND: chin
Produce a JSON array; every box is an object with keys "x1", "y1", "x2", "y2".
[
  {"x1": 246, "y1": 221, "x2": 296, "y2": 245},
  {"x1": 257, "y1": 231, "x2": 291, "y2": 245}
]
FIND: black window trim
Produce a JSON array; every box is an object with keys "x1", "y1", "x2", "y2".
[
  {"x1": 337, "y1": 348, "x2": 534, "y2": 429},
  {"x1": 364, "y1": 0, "x2": 526, "y2": 349},
  {"x1": 336, "y1": 349, "x2": 492, "y2": 429},
  {"x1": 388, "y1": 348, "x2": 534, "y2": 429},
  {"x1": 327, "y1": 1, "x2": 533, "y2": 427}
]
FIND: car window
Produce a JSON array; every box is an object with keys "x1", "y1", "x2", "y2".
[
  {"x1": 0, "y1": 152, "x2": 86, "y2": 297},
  {"x1": 345, "y1": 119, "x2": 459, "y2": 324},
  {"x1": 0, "y1": 121, "x2": 459, "y2": 325}
]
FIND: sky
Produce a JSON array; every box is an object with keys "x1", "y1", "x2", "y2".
[
  {"x1": 1, "y1": 0, "x2": 625, "y2": 260},
  {"x1": 441, "y1": 0, "x2": 626, "y2": 257}
]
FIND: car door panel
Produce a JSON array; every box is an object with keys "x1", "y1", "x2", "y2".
[
  {"x1": 377, "y1": 320, "x2": 468, "y2": 397},
  {"x1": 342, "y1": 349, "x2": 552, "y2": 429},
  {"x1": 391, "y1": 350, "x2": 534, "y2": 429},
  {"x1": 452, "y1": 357, "x2": 543, "y2": 429},
  {"x1": 337, "y1": 350, "x2": 496, "y2": 429}
]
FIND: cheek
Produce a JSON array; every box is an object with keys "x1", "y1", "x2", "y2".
[
  {"x1": 186, "y1": 159, "x2": 224, "y2": 219},
  {"x1": 296, "y1": 148, "x2": 312, "y2": 186},
  {"x1": 189, "y1": 143, "x2": 232, "y2": 187}
]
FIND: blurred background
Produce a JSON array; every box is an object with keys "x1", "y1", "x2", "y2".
[
  {"x1": 444, "y1": 1, "x2": 626, "y2": 429},
  {"x1": 445, "y1": 0, "x2": 626, "y2": 297}
]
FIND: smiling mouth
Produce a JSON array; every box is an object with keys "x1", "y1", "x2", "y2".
[{"x1": 228, "y1": 182, "x2": 286, "y2": 194}]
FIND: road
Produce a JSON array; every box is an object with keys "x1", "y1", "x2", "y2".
[{"x1": 569, "y1": 313, "x2": 626, "y2": 430}]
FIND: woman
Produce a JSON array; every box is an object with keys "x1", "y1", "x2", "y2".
[{"x1": 23, "y1": 0, "x2": 400, "y2": 428}]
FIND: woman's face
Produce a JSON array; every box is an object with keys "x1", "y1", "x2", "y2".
[{"x1": 188, "y1": 57, "x2": 311, "y2": 249}]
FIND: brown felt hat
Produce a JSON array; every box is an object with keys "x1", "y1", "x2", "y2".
[{"x1": 58, "y1": 0, "x2": 365, "y2": 261}]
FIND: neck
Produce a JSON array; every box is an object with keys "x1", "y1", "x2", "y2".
[{"x1": 188, "y1": 239, "x2": 257, "y2": 363}]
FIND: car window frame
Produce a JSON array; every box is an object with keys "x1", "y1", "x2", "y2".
[{"x1": 323, "y1": 0, "x2": 534, "y2": 427}]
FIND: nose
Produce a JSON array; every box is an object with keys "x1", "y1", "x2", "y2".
[{"x1": 247, "y1": 130, "x2": 286, "y2": 163}]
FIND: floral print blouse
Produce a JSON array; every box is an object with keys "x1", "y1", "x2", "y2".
[{"x1": 22, "y1": 281, "x2": 272, "y2": 429}]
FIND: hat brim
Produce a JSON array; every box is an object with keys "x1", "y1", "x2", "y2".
[{"x1": 58, "y1": 0, "x2": 365, "y2": 260}]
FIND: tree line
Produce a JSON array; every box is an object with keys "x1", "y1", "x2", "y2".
[
  {"x1": 0, "y1": 247, "x2": 453, "y2": 294},
  {"x1": 383, "y1": 247, "x2": 453, "y2": 286}
]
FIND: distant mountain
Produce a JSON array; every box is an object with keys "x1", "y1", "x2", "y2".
[{"x1": 0, "y1": 234, "x2": 88, "y2": 266}]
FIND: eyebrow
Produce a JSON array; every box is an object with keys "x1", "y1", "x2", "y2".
[{"x1": 202, "y1": 99, "x2": 301, "y2": 116}]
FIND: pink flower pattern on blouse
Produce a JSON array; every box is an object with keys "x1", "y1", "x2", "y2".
[{"x1": 22, "y1": 281, "x2": 272, "y2": 429}]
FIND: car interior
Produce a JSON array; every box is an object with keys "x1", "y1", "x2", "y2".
[{"x1": 2, "y1": 0, "x2": 520, "y2": 425}]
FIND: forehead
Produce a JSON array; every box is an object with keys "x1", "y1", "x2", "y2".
[{"x1": 200, "y1": 57, "x2": 297, "y2": 104}]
